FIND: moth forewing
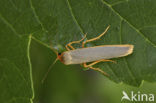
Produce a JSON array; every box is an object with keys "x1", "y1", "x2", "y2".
[{"x1": 62, "y1": 45, "x2": 134, "y2": 65}]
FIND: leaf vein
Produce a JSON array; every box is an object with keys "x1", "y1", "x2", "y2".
[
  {"x1": 111, "y1": 0, "x2": 127, "y2": 6},
  {"x1": 124, "y1": 58, "x2": 138, "y2": 84},
  {"x1": 27, "y1": 35, "x2": 34, "y2": 103},
  {"x1": 29, "y1": 0, "x2": 48, "y2": 33},
  {"x1": 101, "y1": 0, "x2": 156, "y2": 48},
  {"x1": 0, "y1": 13, "x2": 20, "y2": 37},
  {"x1": 119, "y1": 20, "x2": 138, "y2": 85},
  {"x1": 106, "y1": 64, "x2": 120, "y2": 81},
  {"x1": 66, "y1": 0, "x2": 85, "y2": 37}
]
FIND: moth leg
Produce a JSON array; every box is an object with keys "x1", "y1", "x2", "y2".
[
  {"x1": 89, "y1": 67, "x2": 109, "y2": 76},
  {"x1": 82, "y1": 25, "x2": 110, "y2": 47},
  {"x1": 83, "y1": 62, "x2": 108, "y2": 76},
  {"x1": 87, "y1": 59, "x2": 116, "y2": 66},
  {"x1": 65, "y1": 45, "x2": 71, "y2": 51},
  {"x1": 83, "y1": 59, "x2": 115, "y2": 76},
  {"x1": 66, "y1": 34, "x2": 87, "y2": 50}
]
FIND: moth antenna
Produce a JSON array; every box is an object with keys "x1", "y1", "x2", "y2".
[{"x1": 41, "y1": 57, "x2": 58, "y2": 84}]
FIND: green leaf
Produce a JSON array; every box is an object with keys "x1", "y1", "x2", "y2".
[
  {"x1": 29, "y1": 0, "x2": 156, "y2": 86},
  {"x1": 0, "y1": 0, "x2": 156, "y2": 102},
  {"x1": 0, "y1": 34, "x2": 34, "y2": 102},
  {"x1": 0, "y1": 0, "x2": 35, "y2": 101}
]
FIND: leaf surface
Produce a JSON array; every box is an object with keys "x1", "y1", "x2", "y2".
[
  {"x1": 0, "y1": 1, "x2": 156, "y2": 103},
  {"x1": 30, "y1": 0, "x2": 156, "y2": 86}
]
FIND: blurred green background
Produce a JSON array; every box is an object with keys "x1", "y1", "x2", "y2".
[{"x1": 30, "y1": 36, "x2": 156, "y2": 103}]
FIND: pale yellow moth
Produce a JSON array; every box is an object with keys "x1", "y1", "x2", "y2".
[
  {"x1": 42, "y1": 25, "x2": 134, "y2": 83},
  {"x1": 57, "y1": 25, "x2": 133, "y2": 76}
]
